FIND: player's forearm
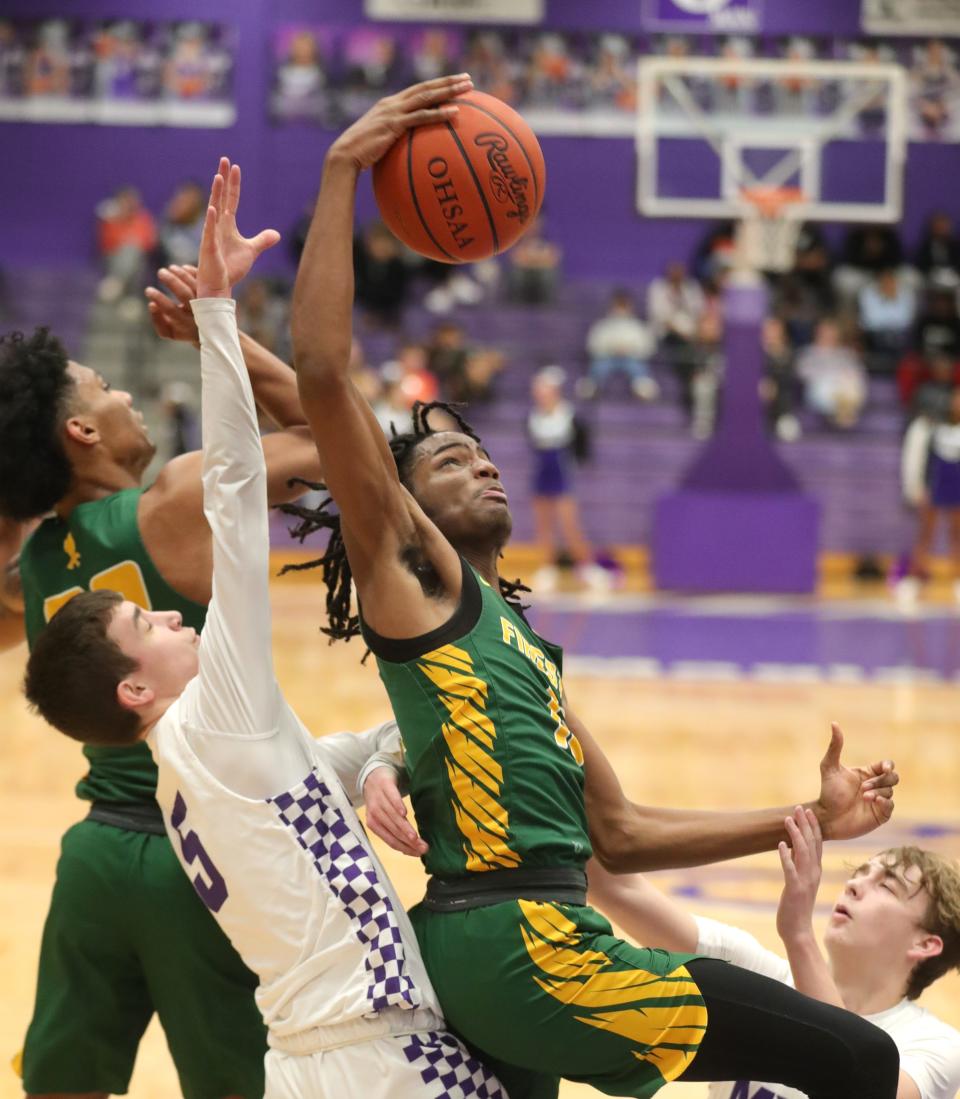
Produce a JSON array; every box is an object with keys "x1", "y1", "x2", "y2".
[
  {"x1": 238, "y1": 331, "x2": 307, "y2": 431},
  {"x1": 587, "y1": 860, "x2": 699, "y2": 952},
  {"x1": 318, "y1": 723, "x2": 406, "y2": 808},
  {"x1": 781, "y1": 931, "x2": 844, "y2": 1009},
  {"x1": 596, "y1": 801, "x2": 805, "y2": 873},
  {"x1": 292, "y1": 156, "x2": 359, "y2": 392}
]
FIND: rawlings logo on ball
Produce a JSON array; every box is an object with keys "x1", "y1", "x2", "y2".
[{"x1": 474, "y1": 132, "x2": 531, "y2": 223}]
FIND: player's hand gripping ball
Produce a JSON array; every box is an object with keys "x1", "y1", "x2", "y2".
[{"x1": 373, "y1": 90, "x2": 545, "y2": 264}]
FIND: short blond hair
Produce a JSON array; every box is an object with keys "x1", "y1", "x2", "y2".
[{"x1": 878, "y1": 846, "x2": 960, "y2": 999}]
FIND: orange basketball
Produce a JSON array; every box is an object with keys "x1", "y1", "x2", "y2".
[{"x1": 372, "y1": 90, "x2": 545, "y2": 264}]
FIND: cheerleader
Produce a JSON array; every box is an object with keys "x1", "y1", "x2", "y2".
[
  {"x1": 897, "y1": 388, "x2": 960, "y2": 606},
  {"x1": 528, "y1": 366, "x2": 611, "y2": 593}
]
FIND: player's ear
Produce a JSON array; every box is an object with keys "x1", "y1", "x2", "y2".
[
  {"x1": 117, "y1": 678, "x2": 154, "y2": 713},
  {"x1": 908, "y1": 931, "x2": 944, "y2": 965},
  {"x1": 64, "y1": 413, "x2": 100, "y2": 448}
]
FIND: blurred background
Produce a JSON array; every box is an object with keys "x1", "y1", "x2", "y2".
[{"x1": 2, "y1": 1, "x2": 960, "y2": 1096}]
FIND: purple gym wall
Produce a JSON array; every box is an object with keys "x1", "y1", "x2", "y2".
[{"x1": 1, "y1": 0, "x2": 957, "y2": 278}]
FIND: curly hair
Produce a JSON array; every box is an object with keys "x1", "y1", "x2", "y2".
[
  {"x1": 877, "y1": 846, "x2": 960, "y2": 999},
  {"x1": 0, "y1": 328, "x2": 75, "y2": 520},
  {"x1": 280, "y1": 400, "x2": 528, "y2": 651}
]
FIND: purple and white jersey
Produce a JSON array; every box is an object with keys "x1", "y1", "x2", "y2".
[{"x1": 148, "y1": 300, "x2": 441, "y2": 1045}]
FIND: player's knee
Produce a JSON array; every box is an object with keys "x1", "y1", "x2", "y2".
[{"x1": 848, "y1": 1013, "x2": 900, "y2": 1097}]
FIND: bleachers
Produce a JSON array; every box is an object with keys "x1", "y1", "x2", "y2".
[{"x1": 3, "y1": 267, "x2": 917, "y2": 558}]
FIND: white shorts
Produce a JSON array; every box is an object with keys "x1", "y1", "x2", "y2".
[{"x1": 264, "y1": 1027, "x2": 508, "y2": 1099}]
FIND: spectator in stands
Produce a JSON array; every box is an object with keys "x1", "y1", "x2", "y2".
[
  {"x1": 914, "y1": 212, "x2": 960, "y2": 285},
  {"x1": 898, "y1": 349, "x2": 960, "y2": 422},
  {"x1": 859, "y1": 267, "x2": 918, "y2": 374},
  {"x1": 370, "y1": 371, "x2": 413, "y2": 437},
  {"x1": 898, "y1": 387, "x2": 960, "y2": 607},
  {"x1": 527, "y1": 366, "x2": 609, "y2": 594},
  {"x1": 647, "y1": 260, "x2": 705, "y2": 371},
  {"x1": 689, "y1": 275, "x2": 726, "y2": 438},
  {"x1": 692, "y1": 220, "x2": 737, "y2": 283},
  {"x1": 426, "y1": 321, "x2": 470, "y2": 398},
  {"x1": 506, "y1": 214, "x2": 562, "y2": 305},
  {"x1": 352, "y1": 220, "x2": 411, "y2": 326},
  {"x1": 913, "y1": 279, "x2": 960, "y2": 358},
  {"x1": 580, "y1": 289, "x2": 658, "y2": 400},
  {"x1": 797, "y1": 318, "x2": 867, "y2": 430},
  {"x1": 834, "y1": 223, "x2": 907, "y2": 302},
  {"x1": 160, "y1": 381, "x2": 198, "y2": 460},
  {"x1": 156, "y1": 179, "x2": 205, "y2": 270},
  {"x1": 792, "y1": 221, "x2": 835, "y2": 308},
  {"x1": 95, "y1": 184, "x2": 157, "y2": 306},
  {"x1": 236, "y1": 277, "x2": 289, "y2": 360},
  {"x1": 380, "y1": 341, "x2": 439, "y2": 408},
  {"x1": 773, "y1": 271, "x2": 824, "y2": 348},
  {"x1": 761, "y1": 316, "x2": 802, "y2": 441}
]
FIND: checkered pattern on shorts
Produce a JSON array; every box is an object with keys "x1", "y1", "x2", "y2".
[
  {"x1": 270, "y1": 769, "x2": 420, "y2": 1012},
  {"x1": 401, "y1": 1032, "x2": 508, "y2": 1098}
]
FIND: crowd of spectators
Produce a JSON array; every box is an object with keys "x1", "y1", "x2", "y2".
[{"x1": 573, "y1": 210, "x2": 960, "y2": 442}]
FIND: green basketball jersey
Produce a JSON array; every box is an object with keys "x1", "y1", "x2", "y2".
[
  {"x1": 19, "y1": 487, "x2": 207, "y2": 805},
  {"x1": 365, "y1": 559, "x2": 591, "y2": 879}
]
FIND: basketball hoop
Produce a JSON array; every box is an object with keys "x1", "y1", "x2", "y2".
[{"x1": 734, "y1": 186, "x2": 805, "y2": 275}]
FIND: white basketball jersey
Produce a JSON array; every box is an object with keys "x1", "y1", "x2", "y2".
[{"x1": 152, "y1": 705, "x2": 441, "y2": 1042}]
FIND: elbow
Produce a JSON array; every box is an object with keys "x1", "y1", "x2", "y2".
[{"x1": 589, "y1": 812, "x2": 641, "y2": 874}]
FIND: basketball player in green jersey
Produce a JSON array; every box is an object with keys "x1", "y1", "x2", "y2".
[
  {"x1": 0, "y1": 162, "x2": 318, "y2": 1099},
  {"x1": 289, "y1": 74, "x2": 902, "y2": 1099}
]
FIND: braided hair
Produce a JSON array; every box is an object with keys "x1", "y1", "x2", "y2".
[{"x1": 279, "y1": 400, "x2": 529, "y2": 648}]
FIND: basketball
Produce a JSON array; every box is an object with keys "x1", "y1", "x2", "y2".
[{"x1": 372, "y1": 90, "x2": 545, "y2": 264}]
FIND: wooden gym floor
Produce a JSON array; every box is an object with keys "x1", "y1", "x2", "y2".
[{"x1": 1, "y1": 559, "x2": 958, "y2": 1099}]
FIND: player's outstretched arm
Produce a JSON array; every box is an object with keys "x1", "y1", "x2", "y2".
[
  {"x1": 776, "y1": 806, "x2": 844, "y2": 1008},
  {"x1": 187, "y1": 159, "x2": 283, "y2": 739},
  {"x1": 146, "y1": 262, "x2": 311, "y2": 433},
  {"x1": 290, "y1": 76, "x2": 471, "y2": 632},
  {"x1": 587, "y1": 859, "x2": 698, "y2": 952},
  {"x1": 569, "y1": 702, "x2": 897, "y2": 873}
]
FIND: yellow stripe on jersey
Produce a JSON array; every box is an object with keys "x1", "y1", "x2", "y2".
[
  {"x1": 518, "y1": 900, "x2": 707, "y2": 1082},
  {"x1": 419, "y1": 645, "x2": 521, "y2": 873}
]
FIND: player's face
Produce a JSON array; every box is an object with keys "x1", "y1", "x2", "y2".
[
  {"x1": 823, "y1": 856, "x2": 932, "y2": 961},
  {"x1": 108, "y1": 601, "x2": 200, "y2": 706},
  {"x1": 67, "y1": 362, "x2": 155, "y2": 470},
  {"x1": 409, "y1": 432, "x2": 512, "y2": 549}
]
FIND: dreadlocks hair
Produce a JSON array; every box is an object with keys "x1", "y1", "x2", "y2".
[
  {"x1": 0, "y1": 328, "x2": 75, "y2": 520},
  {"x1": 279, "y1": 400, "x2": 529, "y2": 651}
]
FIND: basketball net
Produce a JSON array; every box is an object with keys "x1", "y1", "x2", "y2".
[{"x1": 734, "y1": 186, "x2": 805, "y2": 275}]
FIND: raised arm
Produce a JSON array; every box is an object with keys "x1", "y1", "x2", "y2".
[
  {"x1": 186, "y1": 160, "x2": 283, "y2": 738},
  {"x1": 291, "y1": 76, "x2": 471, "y2": 638},
  {"x1": 570, "y1": 702, "x2": 897, "y2": 873},
  {"x1": 146, "y1": 262, "x2": 308, "y2": 432}
]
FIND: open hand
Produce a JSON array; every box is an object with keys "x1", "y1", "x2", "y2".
[
  {"x1": 329, "y1": 73, "x2": 473, "y2": 172},
  {"x1": 815, "y1": 723, "x2": 897, "y2": 840},
  {"x1": 362, "y1": 766, "x2": 428, "y2": 858},
  {"x1": 776, "y1": 806, "x2": 822, "y2": 944},
  {"x1": 145, "y1": 264, "x2": 200, "y2": 344},
  {"x1": 196, "y1": 157, "x2": 280, "y2": 299}
]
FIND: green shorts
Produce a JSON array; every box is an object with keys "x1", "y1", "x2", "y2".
[
  {"x1": 410, "y1": 897, "x2": 706, "y2": 1099},
  {"x1": 20, "y1": 819, "x2": 266, "y2": 1099}
]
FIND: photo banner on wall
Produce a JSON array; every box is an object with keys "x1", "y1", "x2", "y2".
[
  {"x1": 365, "y1": 0, "x2": 543, "y2": 24},
  {"x1": 862, "y1": 0, "x2": 960, "y2": 37},
  {"x1": 642, "y1": 0, "x2": 765, "y2": 35},
  {"x1": 269, "y1": 23, "x2": 960, "y2": 143},
  {"x1": 0, "y1": 18, "x2": 236, "y2": 127}
]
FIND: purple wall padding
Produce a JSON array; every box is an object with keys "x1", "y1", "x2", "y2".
[
  {"x1": 0, "y1": 0, "x2": 958, "y2": 277},
  {"x1": 653, "y1": 281, "x2": 820, "y2": 591}
]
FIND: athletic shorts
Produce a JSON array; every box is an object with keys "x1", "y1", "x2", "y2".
[
  {"x1": 20, "y1": 819, "x2": 267, "y2": 1099},
  {"x1": 265, "y1": 1029, "x2": 508, "y2": 1099},
  {"x1": 410, "y1": 897, "x2": 706, "y2": 1099}
]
